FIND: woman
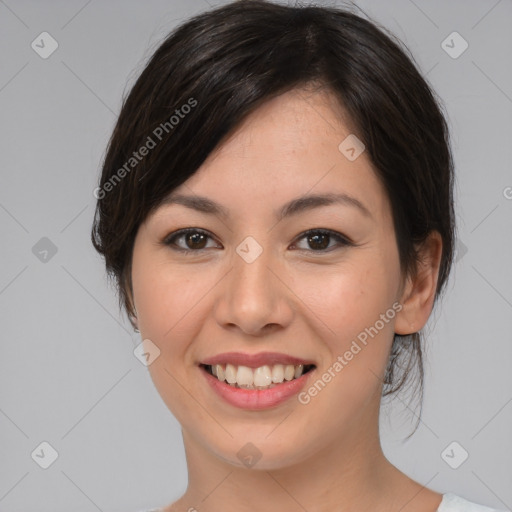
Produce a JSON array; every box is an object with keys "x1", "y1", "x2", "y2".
[{"x1": 91, "y1": 1, "x2": 506, "y2": 511}]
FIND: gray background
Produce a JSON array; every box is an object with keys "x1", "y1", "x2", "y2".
[{"x1": 0, "y1": 0, "x2": 511, "y2": 511}]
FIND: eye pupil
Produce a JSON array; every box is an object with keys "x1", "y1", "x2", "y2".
[
  {"x1": 187, "y1": 232, "x2": 207, "y2": 249},
  {"x1": 308, "y1": 233, "x2": 329, "y2": 250}
]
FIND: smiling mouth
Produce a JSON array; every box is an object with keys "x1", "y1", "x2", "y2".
[{"x1": 200, "y1": 363, "x2": 316, "y2": 390}]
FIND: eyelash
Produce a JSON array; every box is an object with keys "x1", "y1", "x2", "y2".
[{"x1": 162, "y1": 228, "x2": 354, "y2": 255}]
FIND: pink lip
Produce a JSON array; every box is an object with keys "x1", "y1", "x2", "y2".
[
  {"x1": 200, "y1": 365, "x2": 316, "y2": 410},
  {"x1": 201, "y1": 351, "x2": 314, "y2": 368}
]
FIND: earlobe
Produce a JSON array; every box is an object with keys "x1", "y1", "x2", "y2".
[
  {"x1": 394, "y1": 231, "x2": 443, "y2": 336},
  {"x1": 394, "y1": 275, "x2": 416, "y2": 335}
]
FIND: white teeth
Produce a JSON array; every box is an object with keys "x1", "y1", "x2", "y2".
[
  {"x1": 236, "y1": 365, "x2": 254, "y2": 386},
  {"x1": 225, "y1": 363, "x2": 237, "y2": 384},
  {"x1": 207, "y1": 363, "x2": 310, "y2": 388},
  {"x1": 215, "y1": 364, "x2": 225, "y2": 382},
  {"x1": 271, "y1": 364, "x2": 284, "y2": 383},
  {"x1": 254, "y1": 365, "x2": 272, "y2": 387},
  {"x1": 284, "y1": 365, "x2": 295, "y2": 381}
]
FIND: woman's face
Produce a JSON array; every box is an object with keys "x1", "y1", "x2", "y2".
[{"x1": 131, "y1": 88, "x2": 408, "y2": 470}]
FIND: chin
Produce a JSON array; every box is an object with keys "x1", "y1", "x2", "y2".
[{"x1": 198, "y1": 427, "x2": 320, "y2": 472}]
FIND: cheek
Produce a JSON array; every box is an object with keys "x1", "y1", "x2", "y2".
[
  {"x1": 133, "y1": 259, "x2": 213, "y2": 346},
  {"x1": 291, "y1": 251, "x2": 400, "y2": 348},
  {"x1": 130, "y1": 249, "x2": 213, "y2": 422},
  {"x1": 294, "y1": 259, "x2": 400, "y2": 416}
]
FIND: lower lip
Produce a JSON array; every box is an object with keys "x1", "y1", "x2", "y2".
[{"x1": 201, "y1": 366, "x2": 315, "y2": 410}]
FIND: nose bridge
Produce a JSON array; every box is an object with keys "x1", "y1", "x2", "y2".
[
  {"x1": 215, "y1": 234, "x2": 291, "y2": 335},
  {"x1": 232, "y1": 234, "x2": 275, "y2": 303}
]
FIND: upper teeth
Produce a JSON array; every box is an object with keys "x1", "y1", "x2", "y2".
[{"x1": 210, "y1": 364, "x2": 306, "y2": 389}]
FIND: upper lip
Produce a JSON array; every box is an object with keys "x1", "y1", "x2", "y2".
[{"x1": 200, "y1": 352, "x2": 316, "y2": 369}]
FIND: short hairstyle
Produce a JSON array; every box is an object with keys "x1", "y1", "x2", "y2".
[{"x1": 91, "y1": 0, "x2": 456, "y2": 405}]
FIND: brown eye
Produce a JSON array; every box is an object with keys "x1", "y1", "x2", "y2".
[
  {"x1": 292, "y1": 229, "x2": 352, "y2": 252},
  {"x1": 163, "y1": 228, "x2": 219, "y2": 253},
  {"x1": 184, "y1": 231, "x2": 208, "y2": 249},
  {"x1": 307, "y1": 232, "x2": 330, "y2": 250},
  {"x1": 163, "y1": 227, "x2": 352, "y2": 255}
]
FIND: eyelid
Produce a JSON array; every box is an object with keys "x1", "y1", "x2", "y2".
[
  {"x1": 291, "y1": 228, "x2": 353, "y2": 251},
  {"x1": 162, "y1": 227, "x2": 354, "y2": 253},
  {"x1": 162, "y1": 228, "x2": 221, "y2": 251}
]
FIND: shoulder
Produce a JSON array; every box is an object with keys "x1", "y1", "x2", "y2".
[{"x1": 438, "y1": 493, "x2": 509, "y2": 512}]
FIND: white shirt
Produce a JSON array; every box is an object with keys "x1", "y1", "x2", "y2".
[
  {"x1": 137, "y1": 493, "x2": 508, "y2": 512},
  {"x1": 439, "y1": 493, "x2": 508, "y2": 511}
]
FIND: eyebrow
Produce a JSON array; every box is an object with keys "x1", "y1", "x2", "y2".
[{"x1": 160, "y1": 192, "x2": 372, "y2": 221}]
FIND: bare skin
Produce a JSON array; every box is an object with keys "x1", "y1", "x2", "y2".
[{"x1": 129, "y1": 86, "x2": 444, "y2": 512}]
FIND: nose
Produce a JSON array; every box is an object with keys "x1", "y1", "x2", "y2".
[{"x1": 213, "y1": 239, "x2": 294, "y2": 337}]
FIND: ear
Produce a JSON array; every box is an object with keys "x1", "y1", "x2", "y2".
[{"x1": 394, "y1": 231, "x2": 443, "y2": 335}]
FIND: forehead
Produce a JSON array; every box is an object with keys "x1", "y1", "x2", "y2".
[
  {"x1": 211, "y1": 87, "x2": 356, "y2": 159},
  {"x1": 157, "y1": 88, "x2": 391, "y2": 225}
]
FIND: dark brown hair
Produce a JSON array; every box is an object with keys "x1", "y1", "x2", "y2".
[{"x1": 91, "y1": 0, "x2": 456, "y2": 407}]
